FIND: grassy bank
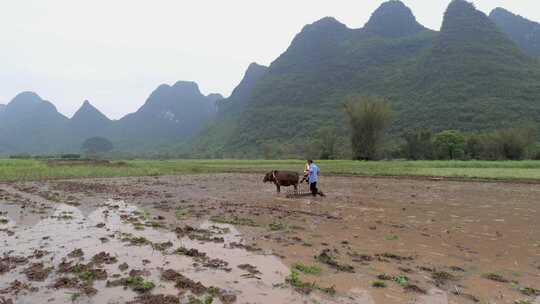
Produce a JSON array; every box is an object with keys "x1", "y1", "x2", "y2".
[{"x1": 1, "y1": 159, "x2": 540, "y2": 182}]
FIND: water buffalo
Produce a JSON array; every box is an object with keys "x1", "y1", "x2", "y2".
[{"x1": 263, "y1": 170, "x2": 299, "y2": 193}]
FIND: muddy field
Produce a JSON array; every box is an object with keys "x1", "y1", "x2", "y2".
[{"x1": 1, "y1": 174, "x2": 540, "y2": 304}]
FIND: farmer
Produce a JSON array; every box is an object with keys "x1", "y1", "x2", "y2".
[{"x1": 307, "y1": 160, "x2": 325, "y2": 197}]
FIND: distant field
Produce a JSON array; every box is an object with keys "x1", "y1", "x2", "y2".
[{"x1": 1, "y1": 159, "x2": 540, "y2": 182}]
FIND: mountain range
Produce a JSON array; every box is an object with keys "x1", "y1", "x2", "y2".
[
  {"x1": 0, "y1": 83, "x2": 221, "y2": 155},
  {"x1": 1, "y1": 0, "x2": 540, "y2": 157},
  {"x1": 194, "y1": 0, "x2": 540, "y2": 157}
]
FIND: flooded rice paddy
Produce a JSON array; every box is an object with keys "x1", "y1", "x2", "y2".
[{"x1": 1, "y1": 174, "x2": 540, "y2": 303}]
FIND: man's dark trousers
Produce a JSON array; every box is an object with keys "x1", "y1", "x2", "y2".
[{"x1": 310, "y1": 182, "x2": 318, "y2": 197}]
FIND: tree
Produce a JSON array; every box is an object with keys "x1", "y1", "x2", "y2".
[
  {"x1": 314, "y1": 126, "x2": 338, "y2": 160},
  {"x1": 344, "y1": 96, "x2": 394, "y2": 160},
  {"x1": 465, "y1": 134, "x2": 483, "y2": 160},
  {"x1": 81, "y1": 137, "x2": 114, "y2": 157},
  {"x1": 401, "y1": 129, "x2": 433, "y2": 160},
  {"x1": 493, "y1": 124, "x2": 537, "y2": 160},
  {"x1": 433, "y1": 130, "x2": 465, "y2": 160}
]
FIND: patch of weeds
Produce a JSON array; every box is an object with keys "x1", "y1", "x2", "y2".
[
  {"x1": 482, "y1": 273, "x2": 509, "y2": 283},
  {"x1": 432, "y1": 271, "x2": 455, "y2": 286},
  {"x1": 78, "y1": 271, "x2": 97, "y2": 282},
  {"x1": 377, "y1": 252, "x2": 414, "y2": 261},
  {"x1": 520, "y1": 287, "x2": 540, "y2": 296},
  {"x1": 394, "y1": 275, "x2": 410, "y2": 287},
  {"x1": 269, "y1": 223, "x2": 288, "y2": 231},
  {"x1": 404, "y1": 284, "x2": 427, "y2": 294},
  {"x1": 385, "y1": 235, "x2": 399, "y2": 241},
  {"x1": 293, "y1": 263, "x2": 321, "y2": 275},
  {"x1": 144, "y1": 220, "x2": 163, "y2": 228},
  {"x1": 76, "y1": 268, "x2": 106, "y2": 283},
  {"x1": 175, "y1": 208, "x2": 190, "y2": 220},
  {"x1": 372, "y1": 281, "x2": 387, "y2": 288},
  {"x1": 210, "y1": 216, "x2": 259, "y2": 227},
  {"x1": 132, "y1": 222, "x2": 145, "y2": 230},
  {"x1": 67, "y1": 248, "x2": 84, "y2": 258},
  {"x1": 286, "y1": 270, "x2": 335, "y2": 295},
  {"x1": 126, "y1": 276, "x2": 155, "y2": 293},
  {"x1": 71, "y1": 263, "x2": 85, "y2": 274},
  {"x1": 188, "y1": 296, "x2": 214, "y2": 304},
  {"x1": 449, "y1": 266, "x2": 465, "y2": 272},
  {"x1": 269, "y1": 223, "x2": 285, "y2": 231},
  {"x1": 120, "y1": 234, "x2": 150, "y2": 246},
  {"x1": 141, "y1": 209, "x2": 151, "y2": 221},
  {"x1": 68, "y1": 292, "x2": 81, "y2": 302},
  {"x1": 376, "y1": 274, "x2": 393, "y2": 281},
  {"x1": 153, "y1": 241, "x2": 173, "y2": 251},
  {"x1": 315, "y1": 249, "x2": 354, "y2": 273},
  {"x1": 514, "y1": 300, "x2": 532, "y2": 304}
]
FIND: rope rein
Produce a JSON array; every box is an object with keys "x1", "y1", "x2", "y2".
[{"x1": 272, "y1": 170, "x2": 280, "y2": 187}]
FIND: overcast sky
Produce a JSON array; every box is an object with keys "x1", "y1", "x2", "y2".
[{"x1": 0, "y1": 0, "x2": 538, "y2": 119}]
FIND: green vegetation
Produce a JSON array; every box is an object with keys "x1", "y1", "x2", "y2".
[
  {"x1": 520, "y1": 287, "x2": 540, "y2": 296},
  {"x1": 4, "y1": 159, "x2": 540, "y2": 182},
  {"x1": 371, "y1": 281, "x2": 387, "y2": 288},
  {"x1": 192, "y1": 0, "x2": 540, "y2": 159},
  {"x1": 315, "y1": 249, "x2": 354, "y2": 273},
  {"x1": 401, "y1": 129, "x2": 433, "y2": 160},
  {"x1": 68, "y1": 292, "x2": 81, "y2": 302},
  {"x1": 292, "y1": 263, "x2": 322, "y2": 275},
  {"x1": 482, "y1": 273, "x2": 509, "y2": 283},
  {"x1": 3, "y1": 2, "x2": 540, "y2": 159},
  {"x1": 125, "y1": 276, "x2": 155, "y2": 293},
  {"x1": 344, "y1": 96, "x2": 394, "y2": 160},
  {"x1": 433, "y1": 131, "x2": 466, "y2": 160},
  {"x1": 210, "y1": 216, "x2": 259, "y2": 227},
  {"x1": 385, "y1": 235, "x2": 399, "y2": 241},
  {"x1": 81, "y1": 137, "x2": 114, "y2": 156},
  {"x1": 402, "y1": 125, "x2": 539, "y2": 161},
  {"x1": 285, "y1": 270, "x2": 335, "y2": 295},
  {"x1": 175, "y1": 208, "x2": 190, "y2": 220},
  {"x1": 269, "y1": 222, "x2": 290, "y2": 231},
  {"x1": 393, "y1": 275, "x2": 410, "y2": 287}
]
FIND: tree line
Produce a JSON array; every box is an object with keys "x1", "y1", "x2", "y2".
[{"x1": 315, "y1": 95, "x2": 540, "y2": 161}]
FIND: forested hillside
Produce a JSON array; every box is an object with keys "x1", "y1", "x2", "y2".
[
  {"x1": 192, "y1": 0, "x2": 540, "y2": 158},
  {"x1": 490, "y1": 7, "x2": 540, "y2": 57}
]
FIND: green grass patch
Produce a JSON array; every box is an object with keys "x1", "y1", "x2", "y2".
[
  {"x1": 292, "y1": 263, "x2": 322, "y2": 275},
  {"x1": 175, "y1": 208, "x2": 190, "y2": 220},
  {"x1": 285, "y1": 270, "x2": 335, "y2": 295},
  {"x1": 210, "y1": 216, "x2": 259, "y2": 227},
  {"x1": 3, "y1": 159, "x2": 540, "y2": 182},
  {"x1": 394, "y1": 275, "x2": 410, "y2": 287},
  {"x1": 482, "y1": 272, "x2": 509, "y2": 283},
  {"x1": 371, "y1": 280, "x2": 387, "y2": 288},
  {"x1": 126, "y1": 276, "x2": 155, "y2": 293}
]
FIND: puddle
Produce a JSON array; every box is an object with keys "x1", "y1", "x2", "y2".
[{"x1": 1, "y1": 200, "x2": 371, "y2": 304}]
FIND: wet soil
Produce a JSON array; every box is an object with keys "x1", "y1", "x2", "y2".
[{"x1": 1, "y1": 173, "x2": 540, "y2": 303}]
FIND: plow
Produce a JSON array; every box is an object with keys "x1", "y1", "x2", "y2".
[
  {"x1": 285, "y1": 182, "x2": 314, "y2": 198},
  {"x1": 285, "y1": 190, "x2": 313, "y2": 198}
]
